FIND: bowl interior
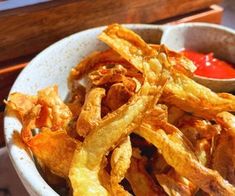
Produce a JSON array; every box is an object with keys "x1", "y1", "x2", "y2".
[{"x1": 4, "y1": 24, "x2": 164, "y2": 196}]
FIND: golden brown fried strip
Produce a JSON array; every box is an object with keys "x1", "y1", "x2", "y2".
[
  {"x1": 161, "y1": 71, "x2": 235, "y2": 119},
  {"x1": 216, "y1": 112, "x2": 235, "y2": 134},
  {"x1": 76, "y1": 87, "x2": 105, "y2": 137},
  {"x1": 28, "y1": 129, "x2": 78, "y2": 178},
  {"x1": 5, "y1": 93, "x2": 38, "y2": 119},
  {"x1": 99, "y1": 24, "x2": 158, "y2": 72},
  {"x1": 37, "y1": 86, "x2": 72, "y2": 131},
  {"x1": 99, "y1": 24, "x2": 235, "y2": 120},
  {"x1": 177, "y1": 115, "x2": 221, "y2": 144},
  {"x1": 69, "y1": 43, "x2": 166, "y2": 195},
  {"x1": 111, "y1": 137, "x2": 132, "y2": 195},
  {"x1": 194, "y1": 139, "x2": 211, "y2": 167},
  {"x1": 6, "y1": 86, "x2": 72, "y2": 142},
  {"x1": 212, "y1": 112, "x2": 235, "y2": 185},
  {"x1": 150, "y1": 44, "x2": 196, "y2": 77},
  {"x1": 126, "y1": 148, "x2": 166, "y2": 196},
  {"x1": 69, "y1": 49, "x2": 127, "y2": 83},
  {"x1": 167, "y1": 106, "x2": 185, "y2": 125},
  {"x1": 105, "y1": 83, "x2": 133, "y2": 111},
  {"x1": 5, "y1": 93, "x2": 39, "y2": 142},
  {"x1": 136, "y1": 123, "x2": 235, "y2": 195},
  {"x1": 212, "y1": 132, "x2": 235, "y2": 186},
  {"x1": 156, "y1": 174, "x2": 192, "y2": 196},
  {"x1": 88, "y1": 64, "x2": 127, "y2": 85},
  {"x1": 66, "y1": 83, "x2": 86, "y2": 117}
]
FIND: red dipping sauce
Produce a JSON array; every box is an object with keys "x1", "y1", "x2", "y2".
[{"x1": 181, "y1": 50, "x2": 235, "y2": 79}]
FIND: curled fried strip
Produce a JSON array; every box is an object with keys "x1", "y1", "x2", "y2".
[
  {"x1": 6, "y1": 86, "x2": 72, "y2": 142},
  {"x1": 28, "y1": 129, "x2": 78, "y2": 178},
  {"x1": 177, "y1": 115, "x2": 221, "y2": 145},
  {"x1": 212, "y1": 132, "x2": 235, "y2": 186},
  {"x1": 105, "y1": 83, "x2": 134, "y2": 111},
  {"x1": 212, "y1": 112, "x2": 235, "y2": 185},
  {"x1": 76, "y1": 87, "x2": 105, "y2": 137},
  {"x1": 126, "y1": 148, "x2": 166, "y2": 196},
  {"x1": 111, "y1": 136, "x2": 132, "y2": 195},
  {"x1": 136, "y1": 123, "x2": 235, "y2": 195},
  {"x1": 99, "y1": 24, "x2": 235, "y2": 120},
  {"x1": 156, "y1": 174, "x2": 192, "y2": 196},
  {"x1": 150, "y1": 44, "x2": 196, "y2": 76},
  {"x1": 89, "y1": 64, "x2": 127, "y2": 85},
  {"x1": 69, "y1": 49, "x2": 127, "y2": 84},
  {"x1": 5, "y1": 93, "x2": 38, "y2": 120},
  {"x1": 161, "y1": 72, "x2": 235, "y2": 119},
  {"x1": 216, "y1": 112, "x2": 235, "y2": 134},
  {"x1": 37, "y1": 86, "x2": 72, "y2": 131},
  {"x1": 69, "y1": 43, "x2": 166, "y2": 195}
]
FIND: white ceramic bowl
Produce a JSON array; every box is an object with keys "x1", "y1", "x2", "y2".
[
  {"x1": 4, "y1": 24, "x2": 164, "y2": 196},
  {"x1": 161, "y1": 23, "x2": 235, "y2": 92},
  {"x1": 4, "y1": 23, "x2": 235, "y2": 195}
]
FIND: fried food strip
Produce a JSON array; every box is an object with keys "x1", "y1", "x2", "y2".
[
  {"x1": 212, "y1": 112, "x2": 235, "y2": 185},
  {"x1": 177, "y1": 115, "x2": 221, "y2": 144},
  {"x1": 5, "y1": 93, "x2": 38, "y2": 119},
  {"x1": 76, "y1": 87, "x2": 105, "y2": 137},
  {"x1": 150, "y1": 44, "x2": 196, "y2": 76},
  {"x1": 136, "y1": 123, "x2": 235, "y2": 195},
  {"x1": 126, "y1": 148, "x2": 166, "y2": 196},
  {"x1": 37, "y1": 86, "x2": 72, "y2": 130},
  {"x1": 69, "y1": 42, "x2": 166, "y2": 195},
  {"x1": 99, "y1": 24, "x2": 235, "y2": 119},
  {"x1": 156, "y1": 174, "x2": 192, "y2": 196},
  {"x1": 105, "y1": 83, "x2": 134, "y2": 111},
  {"x1": 212, "y1": 132, "x2": 235, "y2": 186},
  {"x1": 167, "y1": 106, "x2": 185, "y2": 125},
  {"x1": 110, "y1": 137, "x2": 132, "y2": 195},
  {"x1": 6, "y1": 86, "x2": 72, "y2": 142},
  {"x1": 28, "y1": 129, "x2": 78, "y2": 178},
  {"x1": 88, "y1": 64, "x2": 127, "y2": 85},
  {"x1": 69, "y1": 49, "x2": 127, "y2": 84},
  {"x1": 161, "y1": 72, "x2": 235, "y2": 119},
  {"x1": 194, "y1": 139, "x2": 211, "y2": 167},
  {"x1": 5, "y1": 93, "x2": 39, "y2": 142},
  {"x1": 216, "y1": 111, "x2": 235, "y2": 134},
  {"x1": 66, "y1": 83, "x2": 86, "y2": 117},
  {"x1": 99, "y1": 24, "x2": 158, "y2": 72}
]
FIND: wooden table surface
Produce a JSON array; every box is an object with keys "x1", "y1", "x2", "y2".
[{"x1": 0, "y1": 3, "x2": 223, "y2": 147}]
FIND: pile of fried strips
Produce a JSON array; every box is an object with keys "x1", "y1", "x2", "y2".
[{"x1": 6, "y1": 24, "x2": 235, "y2": 196}]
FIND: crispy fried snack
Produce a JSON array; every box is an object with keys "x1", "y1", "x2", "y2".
[
  {"x1": 28, "y1": 129, "x2": 78, "y2": 178},
  {"x1": 212, "y1": 112, "x2": 235, "y2": 186},
  {"x1": 68, "y1": 49, "x2": 128, "y2": 85},
  {"x1": 126, "y1": 148, "x2": 166, "y2": 196},
  {"x1": 99, "y1": 24, "x2": 235, "y2": 120},
  {"x1": 212, "y1": 132, "x2": 235, "y2": 186},
  {"x1": 156, "y1": 167, "x2": 198, "y2": 196},
  {"x1": 69, "y1": 42, "x2": 166, "y2": 195},
  {"x1": 6, "y1": 24, "x2": 235, "y2": 196},
  {"x1": 6, "y1": 86, "x2": 72, "y2": 143},
  {"x1": 89, "y1": 64, "x2": 127, "y2": 86},
  {"x1": 136, "y1": 122, "x2": 235, "y2": 195},
  {"x1": 110, "y1": 136, "x2": 132, "y2": 195},
  {"x1": 105, "y1": 83, "x2": 134, "y2": 111},
  {"x1": 76, "y1": 87, "x2": 105, "y2": 137}
]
